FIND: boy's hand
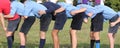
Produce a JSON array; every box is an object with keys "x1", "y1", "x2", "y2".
[
  {"x1": 22, "y1": 16, "x2": 28, "y2": 20},
  {"x1": 83, "y1": 18, "x2": 88, "y2": 24},
  {"x1": 24, "y1": 16, "x2": 28, "y2": 19},
  {"x1": 87, "y1": 12, "x2": 93, "y2": 17},
  {"x1": 110, "y1": 22, "x2": 117, "y2": 27},
  {"x1": 3, "y1": 27, "x2": 7, "y2": 32}
]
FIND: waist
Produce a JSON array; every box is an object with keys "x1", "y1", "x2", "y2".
[{"x1": 110, "y1": 14, "x2": 119, "y2": 22}]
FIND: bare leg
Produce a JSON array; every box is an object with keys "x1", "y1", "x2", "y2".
[
  {"x1": 19, "y1": 32, "x2": 26, "y2": 46},
  {"x1": 108, "y1": 33, "x2": 115, "y2": 48},
  {"x1": 52, "y1": 29, "x2": 59, "y2": 48},
  {"x1": 90, "y1": 32, "x2": 95, "y2": 48},
  {"x1": 39, "y1": 31, "x2": 46, "y2": 48},
  {"x1": 70, "y1": 29, "x2": 77, "y2": 48}
]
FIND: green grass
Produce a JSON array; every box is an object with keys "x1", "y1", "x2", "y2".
[{"x1": 0, "y1": 19, "x2": 120, "y2": 48}]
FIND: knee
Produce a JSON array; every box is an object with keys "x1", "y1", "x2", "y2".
[
  {"x1": 6, "y1": 32, "x2": 13, "y2": 37},
  {"x1": 40, "y1": 32, "x2": 46, "y2": 39}
]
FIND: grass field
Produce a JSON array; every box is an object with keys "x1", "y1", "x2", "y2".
[{"x1": 0, "y1": 18, "x2": 120, "y2": 48}]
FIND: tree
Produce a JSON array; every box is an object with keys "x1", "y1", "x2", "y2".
[{"x1": 105, "y1": 0, "x2": 120, "y2": 11}]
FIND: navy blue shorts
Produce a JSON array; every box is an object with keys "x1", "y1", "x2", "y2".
[
  {"x1": 109, "y1": 15, "x2": 120, "y2": 33},
  {"x1": 40, "y1": 14, "x2": 52, "y2": 32},
  {"x1": 54, "y1": 11, "x2": 67, "y2": 30},
  {"x1": 90, "y1": 12, "x2": 104, "y2": 32},
  {"x1": 70, "y1": 12, "x2": 85, "y2": 30},
  {"x1": 20, "y1": 16, "x2": 36, "y2": 35}
]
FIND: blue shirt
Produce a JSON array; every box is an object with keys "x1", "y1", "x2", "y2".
[
  {"x1": 76, "y1": 4, "x2": 96, "y2": 18},
  {"x1": 24, "y1": 1, "x2": 47, "y2": 18},
  {"x1": 118, "y1": 11, "x2": 120, "y2": 16},
  {"x1": 94, "y1": 5, "x2": 117, "y2": 20},
  {"x1": 10, "y1": 1, "x2": 24, "y2": 16},
  {"x1": 77, "y1": 0, "x2": 82, "y2": 4},
  {"x1": 57, "y1": 2, "x2": 79, "y2": 17}
]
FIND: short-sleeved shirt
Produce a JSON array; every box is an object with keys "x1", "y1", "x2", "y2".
[
  {"x1": 8, "y1": 1, "x2": 24, "y2": 20},
  {"x1": 117, "y1": 11, "x2": 120, "y2": 17},
  {"x1": 94, "y1": 5, "x2": 117, "y2": 20},
  {"x1": 57, "y1": 2, "x2": 78, "y2": 17},
  {"x1": 76, "y1": 4, "x2": 96, "y2": 18},
  {"x1": 0, "y1": 0, "x2": 10, "y2": 15},
  {"x1": 10, "y1": 1, "x2": 24, "y2": 16},
  {"x1": 43, "y1": 2, "x2": 61, "y2": 14},
  {"x1": 24, "y1": 1, "x2": 47, "y2": 18}
]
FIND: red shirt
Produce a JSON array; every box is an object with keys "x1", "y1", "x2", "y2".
[
  {"x1": 0, "y1": 0, "x2": 10, "y2": 15},
  {"x1": 8, "y1": 13, "x2": 20, "y2": 20}
]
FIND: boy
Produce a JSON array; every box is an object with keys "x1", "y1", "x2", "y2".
[
  {"x1": 79, "y1": 4, "x2": 119, "y2": 48},
  {"x1": 39, "y1": 1, "x2": 66, "y2": 48},
  {"x1": 97, "y1": 5, "x2": 120, "y2": 48},
  {"x1": 109, "y1": 11, "x2": 120, "y2": 48},
  {"x1": 57, "y1": 1, "x2": 87, "y2": 48},
  {"x1": 0, "y1": 0, "x2": 10, "y2": 31},
  {"x1": 76, "y1": 4, "x2": 104, "y2": 48},
  {"x1": 4, "y1": 0, "x2": 24, "y2": 48},
  {"x1": 107, "y1": 12, "x2": 120, "y2": 48},
  {"x1": 94, "y1": 5, "x2": 120, "y2": 48},
  {"x1": 19, "y1": 0, "x2": 47, "y2": 48}
]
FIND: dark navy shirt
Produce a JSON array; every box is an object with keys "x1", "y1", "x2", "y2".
[{"x1": 43, "y1": 2, "x2": 61, "y2": 14}]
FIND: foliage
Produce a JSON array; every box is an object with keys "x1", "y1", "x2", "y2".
[{"x1": 104, "y1": 0, "x2": 120, "y2": 11}]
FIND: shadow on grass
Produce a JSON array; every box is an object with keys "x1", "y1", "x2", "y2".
[{"x1": 0, "y1": 42, "x2": 120, "y2": 48}]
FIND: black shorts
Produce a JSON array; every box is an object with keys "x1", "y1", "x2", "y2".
[
  {"x1": 7, "y1": 17, "x2": 21, "y2": 32},
  {"x1": 109, "y1": 15, "x2": 120, "y2": 33},
  {"x1": 54, "y1": 11, "x2": 67, "y2": 30},
  {"x1": 40, "y1": 14, "x2": 52, "y2": 32},
  {"x1": 20, "y1": 16, "x2": 36, "y2": 35},
  {"x1": 70, "y1": 12, "x2": 85, "y2": 30},
  {"x1": 90, "y1": 13, "x2": 104, "y2": 32}
]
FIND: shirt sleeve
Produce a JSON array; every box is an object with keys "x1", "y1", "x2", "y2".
[
  {"x1": 10, "y1": 2, "x2": 17, "y2": 16},
  {"x1": 118, "y1": 12, "x2": 120, "y2": 17}
]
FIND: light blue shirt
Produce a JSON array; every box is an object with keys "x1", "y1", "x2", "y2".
[
  {"x1": 10, "y1": 1, "x2": 24, "y2": 16},
  {"x1": 57, "y1": 2, "x2": 79, "y2": 17},
  {"x1": 76, "y1": 4, "x2": 97, "y2": 18},
  {"x1": 78, "y1": 0, "x2": 82, "y2": 4},
  {"x1": 118, "y1": 11, "x2": 120, "y2": 16},
  {"x1": 94, "y1": 5, "x2": 117, "y2": 20},
  {"x1": 24, "y1": 1, "x2": 47, "y2": 18}
]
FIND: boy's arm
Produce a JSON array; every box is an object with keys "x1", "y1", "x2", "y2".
[
  {"x1": 70, "y1": 8, "x2": 86, "y2": 15},
  {"x1": 110, "y1": 17, "x2": 120, "y2": 27},
  {"x1": 87, "y1": 12, "x2": 93, "y2": 17},
  {"x1": 4, "y1": 14, "x2": 14, "y2": 18},
  {"x1": 83, "y1": 17, "x2": 88, "y2": 23},
  {"x1": 0, "y1": 13, "x2": 6, "y2": 31},
  {"x1": 54, "y1": 7, "x2": 65, "y2": 15}
]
